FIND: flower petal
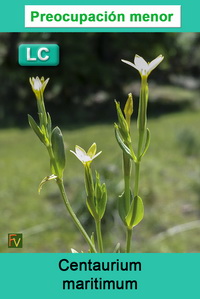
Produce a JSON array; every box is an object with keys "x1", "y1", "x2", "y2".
[
  {"x1": 148, "y1": 55, "x2": 164, "y2": 74},
  {"x1": 33, "y1": 77, "x2": 43, "y2": 91},
  {"x1": 87, "y1": 143, "x2": 97, "y2": 158},
  {"x1": 93, "y1": 151, "x2": 102, "y2": 160},
  {"x1": 29, "y1": 78, "x2": 34, "y2": 90},
  {"x1": 71, "y1": 248, "x2": 78, "y2": 253},
  {"x1": 134, "y1": 55, "x2": 148, "y2": 72},
  {"x1": 121, "y1": 59, "x2": 139, "y2": 71},
  {"x1": 42, "y1": 78, "x2": 50, "y2": 92},
  {"x1": 70, "y1": 150, "x2": 80, "y2": 160},
  {"x1": 75, "y1": 145, "x2": 87, "y2": 157},
  {"x1": 29, "y1": 76, "x2": 49, "y2": 92},
  {"x1": 70, "y1": 149, "x2": 91, "y2": 163}
]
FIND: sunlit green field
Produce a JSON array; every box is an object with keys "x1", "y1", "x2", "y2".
[{"x1": 0, "y1": 110, "x2": 200, "y2": 253}]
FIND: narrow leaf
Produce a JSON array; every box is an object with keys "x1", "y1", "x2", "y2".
[
  {"x1": 51, "y1": 127, "x2": 66, "y2": 178},
  {"x1": 86, "y1": 196, "x2": 96, "y2": 218},
  {"x1": 96, "y1": 183, "x2": 107, "y2": 220},
  {"x1": 95, "y1": 172, "x2": 102, "y2": 203},
  {"x1": 94, "y1": 172, "x2": 107, "y2": 219},
  {"x1": 115, "y1": 100, "x2": 131, "y2": 142},
  {"x1": 118, "y1": 192, "x2": 127, "y2": 224},
  {"x1": 114, "y1": 125, "x2": 133, "y2": 160},
  {"x1": 140, "y1": 128, "x2": 151, "y2": 159},
  {"x1": 47, "y1": 112, "x2": 52, "y2": 137},
  {"x1": 124, "y1": 93, "x2": 133, "y2": 129},
  {"x1": 28, "y1": 114, "x2": 45, "y2": 144}
]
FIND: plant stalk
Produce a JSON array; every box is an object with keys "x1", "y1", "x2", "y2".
[
  {"x1": 47, "y1": 145, "x2": 97, "y2": 253},
  {"x1": 95, "y1": 219, "x2": 104, "y2": 253},
  {"x1": 123, "y1": 152, "x2": 134, "y2": 253},
  {"x1": 126, "y1": 228, "x2": 133, "y2": 253},
  {"x1": 134, "y1": 160, "x2": 140, "y2": 197},
  {"x1": 123, "y1": 152, "x2": 131, "y2": 212},
  {"x1": 57, "y1": 179, "x2": 97, "y2": 253}
]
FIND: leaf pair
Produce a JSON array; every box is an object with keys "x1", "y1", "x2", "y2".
[
  {"x1": 29, "y1": 114, "x2": 66, "y2": 179},
  {"x1": 114, "y1": 124, "x2": 136, "y2": 161},
  {"x1": 118, "y1": 191, "x2": 144, "y2": 229},
  {"x1": 115, "y1": 100, "x2": 131, "y2": 144}
]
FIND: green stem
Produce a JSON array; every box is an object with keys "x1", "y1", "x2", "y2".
[
  {"x1": 123, "y1": 151, "x2": 133, "y2": 253},
  {"x1": 126, "y1": 228, "x2": 133, "y2": 253},
  {"x1": 37, "y1": 95, "x2": 48, "y2": 129},
  {"x1": 137, "y1": 76, "x2": 148, "y2": 133},
  {"x1": 84, "y1": 164, "x2": 98, "y2": 219},
  {"x1": 95, "y1": 219, "x2": 104, "y2": 253},
  {"x1": 124, "y1": 154, "x2": 140, "y2": 254},
  {"x1": 57, "y1": 179, "x2": 97, "y2": 253},
  {"x1": 137, "y1": 129, "x2": 145, "y2": 159},
  {"x1": 47, "y1": 146, "x2": 97, "y2": 253},
  {"x1": 134, "y1": 161, "x2": 140, "y2": 197},
  {"x1": 123, "y1": 152, "x2": 131, "y2": 212}
]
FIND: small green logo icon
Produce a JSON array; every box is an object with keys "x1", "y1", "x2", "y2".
[{"x1": 8, "y1": 233, "x2": 23, "y2": 248}]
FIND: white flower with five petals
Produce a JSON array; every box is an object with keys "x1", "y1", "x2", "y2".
[
  {"x1": 70, "y1": 143, "x2": 102, "y2": 165},
  {"x1": 121, "y1": 54, "x2": 164, "y2": 77}
]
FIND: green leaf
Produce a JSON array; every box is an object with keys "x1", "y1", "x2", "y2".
[
  {"x1": 114, "y1": 125, "x2": 133, "y2": 160},
  {"x1": 125, "y1": 196, "x2": 144, "y2": 229},
  {"x1": 93, "y1": 172, "x2": 107, "y2": 220},
  {"x1": 47, "y1": 112, "x2": 52, "y2": 137},
  {"x1": 118, "y1": 189, "x2": 133, "y2": 224},
  {"x1": 115, "y1": 100, "x2": 131, "y2": 143},
  {"x1": 96, "y1": 183, "x2": 107, "y2": 220},
  {"x1": 124, "y1": 93, "x2": 133, "y2": 129},
  {"x1": 86, "y1": 196, "x2": 96, "y2": 219},
  {"x1": 51, "y1": 127, "x2": 66, "y2": 178},
  {"x1": 140, "y1": 128, "x2": 151, "y2": 159},
  {"x1": 28, "y1": 114, "x2": 45, "y2": 144},
  {"x1": 95, "y1": 172, "x2": 102, "y2": 202},
  {"x1": 118, "y1": 191, "x2": 127, "y2": 224}
]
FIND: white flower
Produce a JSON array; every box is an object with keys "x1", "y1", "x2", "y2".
[
  {"x1": 29, "y1": 76, "x2": 49, "y2": 99},
  {"x1": 70, "y1": 143, "x2": 102, "y2": 165},
  {"x1": 71, "y1": 248, "x2": 79, "y2": 253},
  {"x1": 121, "y1": 54, "x2": 164, "y2": 77}
]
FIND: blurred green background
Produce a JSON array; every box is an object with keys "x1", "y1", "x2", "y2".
[{"x1": 0, "y1": 32, "x2": 200, "y2": 253}]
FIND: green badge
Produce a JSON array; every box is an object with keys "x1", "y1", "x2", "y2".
[
  {"x1": 18, "y1": 44, "x2": 59, "y2": 66},
  {"x1": 8, "y1": 233, "x2": 23, "y2": 248}
]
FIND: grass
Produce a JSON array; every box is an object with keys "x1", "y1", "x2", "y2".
[{"x1": 0, "y1": 109, "x2": 200, "y2": 252}]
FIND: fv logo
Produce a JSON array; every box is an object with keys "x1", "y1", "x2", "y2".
[{"x1": 8, "y1": 233, "x2": 23, "y2": 248}]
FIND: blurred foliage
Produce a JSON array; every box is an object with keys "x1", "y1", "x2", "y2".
[{"x1": 0, "y1": 32, "x2": 200, "y2": 126}]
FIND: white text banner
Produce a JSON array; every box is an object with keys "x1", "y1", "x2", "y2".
[{"x1": 25, "y1": 5, "x2": 181, "y2": 28}]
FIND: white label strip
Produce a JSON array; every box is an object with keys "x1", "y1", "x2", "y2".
[{"x1": 25, "y1": 5, "x2": 181, "y2": 28}]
